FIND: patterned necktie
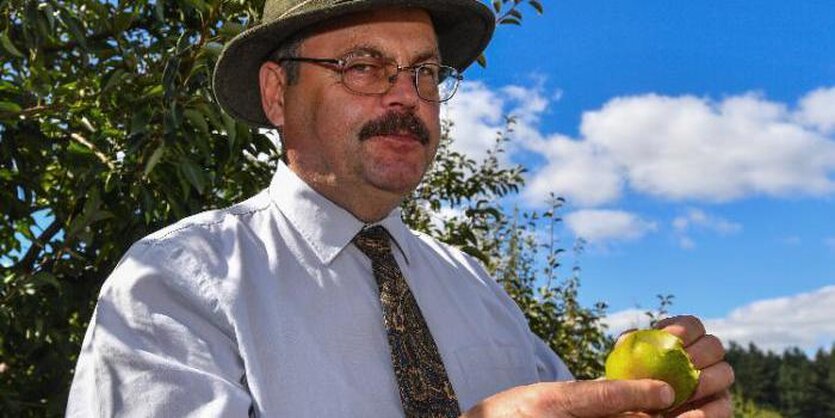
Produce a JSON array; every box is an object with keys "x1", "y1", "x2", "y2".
[{"x1": 353, "y1": 226, "x2": 460, "y2": 418}]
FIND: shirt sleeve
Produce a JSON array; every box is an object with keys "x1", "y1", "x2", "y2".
[{"x1": 66, "y1": 239, "x2": 252, "y2": 417}]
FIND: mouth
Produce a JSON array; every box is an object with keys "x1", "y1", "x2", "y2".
[{"x1": 376, "y1": 131, "x2": 424, "y2": 144}]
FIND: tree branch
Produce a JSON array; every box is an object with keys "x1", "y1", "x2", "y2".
[
  {"x1": 18, "y1": 219, "x2": 62, "y2": 273},
  {"x1": 70, "y1": 132, "x2": 116, "y2": 170}
]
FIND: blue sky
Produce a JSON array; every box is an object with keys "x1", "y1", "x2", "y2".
[{"x1": 444, "y1": 0, "x2": 835, "y2": 353}]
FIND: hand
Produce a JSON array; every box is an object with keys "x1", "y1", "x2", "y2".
[
  {"x1": 461, "y1": 378, "x2": 677, "y2": 418},
  {"x1": 653, "y1": 315, "x2": 734, "y2": 418},
  {"x1": 462, "y1": 315, "x2": 734, "y2": 418}
]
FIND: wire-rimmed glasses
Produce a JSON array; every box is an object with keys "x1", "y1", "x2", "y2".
[{"x1": 273, "y1": 53, "x2": 462, "y2": 103}]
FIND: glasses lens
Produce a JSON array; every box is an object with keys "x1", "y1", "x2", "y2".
[
  {"x1": 340, "y1": 57, "x2": 460, "y2": 102},
  {"x1": 421, "y1": 65, "x2": 459, "y2": 102},
  {"x1": 341, "y1": 56, "x2": 390, "y2": 94}
]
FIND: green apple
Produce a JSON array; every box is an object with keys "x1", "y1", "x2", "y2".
[{"x1": 605, "y1": 329, "x2": 700, "y2": 409}]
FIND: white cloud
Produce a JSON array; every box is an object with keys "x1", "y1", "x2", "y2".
[
  {"x1": 604, "y1": 286, "x2": 835, "y2": 354},
  {"x1": 442, "y1": 81, "x2": 551, "y2": 164},
  {"x1": 672, "y1": 208, "x2": 741, "y2": 234},
  {"x1": 602, "y1": 308, "x2": 652, "y2": 336},
  {"x1": 523, "y1": 135, "x2": 625, "y2": 206},
  {"x1": 795, "y1": 87, "x2": 835, "y2": 134},
  {"x1": 704, "y1": 285, "x2": 835, "y2": 353},
  {"x1": 428, "y1": 206, "x2": 466, "y2": 232},
  {"x1": 522, "y1": 89, "x2": 835, "y2": 207},
  {"x1": 672, "y1": 208, "x2": 742, "y2": 249},
  {"x1": 443, "y1": 82, "x2": 835, "y2": 209},
  {"x1": 565, "y1": 209, "x2": 657, "y2": 243}
]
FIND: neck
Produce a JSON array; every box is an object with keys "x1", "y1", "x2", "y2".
[{"x1": 285, "y1": 161, "x2": 405, "y2": 223}]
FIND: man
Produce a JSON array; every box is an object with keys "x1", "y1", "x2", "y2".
[{"x1": 68, "y1": 0, "x2": 733, "y2": 416}]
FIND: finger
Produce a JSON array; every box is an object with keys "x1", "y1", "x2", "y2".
[
  {"x1": 689, "y1": 361, "x2": 735, "y2": 403},
  {"x1": 671, "y1": 390, "x2": 732, "y2": 418},
  {"x1": 654, "y1": 315, "x2": 705, "y2": 346},
  {"x1": 684, "y1": 334, "x2": 725, "y2": 369},
  {"x1": 551, "y1": 379, "x2": 675, "y2": 417}
]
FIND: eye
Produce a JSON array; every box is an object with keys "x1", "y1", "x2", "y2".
[
  {"x1": 417, "y1": 64, "x2": 440, "y2": 82},
  {"x1": 344, "y1": 59, "x2": 383, "y2": 76}
]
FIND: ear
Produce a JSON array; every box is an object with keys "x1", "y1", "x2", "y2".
[{"x1": 259, "y1": 61, "x2": 288, "y2": 127}]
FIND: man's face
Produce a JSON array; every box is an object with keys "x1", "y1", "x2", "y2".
[{"x1": 266, "y1": 8, "x2": 442, "y2": 205}]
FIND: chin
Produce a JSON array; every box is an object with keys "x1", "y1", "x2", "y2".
[{"x1": 365, "y1": 170, "x2": 425, "y2": 196}]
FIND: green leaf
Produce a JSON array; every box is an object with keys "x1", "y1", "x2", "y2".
[
  {"x1": 221, "y1": 112, "x2": 237, "y2": 145},
  {"x1": 492, "y1": 0, "x2": 502, "y2": 13},
  {"x1": 144, "y1": 145, "x2": 165, "y2": 177},
  {"x1": 219, "y1": 22, "x2": 245, "y2": 38},
  {"x1": 0, "y1": 32, "x2": 24, "y2": 58},
  {"x1": 38, "y1": 3, "x2": 56, "y2": 31},
  {"x1": 179, "y1": 158, "x2": 207, "y2": 194},
  {"x1": 68, "y1": 141, "x2": 95, "y2": 157},
  {"x1": 181, "y1": 0, "x2": 209, "y2": 14},
  {"x1": 529, "y1": 0, "x2": 544, "y2": 15},
  {"x1": 155, "y1": 0, "x2": 165, "y2": 21},
  {"x1": 113, "y1": 12, "x2": 134, "y2": 32},
  {"x1": 130, "y1": 108, "x2": 151, "y2": 136},
  {"x1": 66, "y1": 189, "x2": 103, "y2": 239},
  {"x1": 184, "y1": 109, "x2": 209, "y2": 135},
  {"x1": 30, "y1": 272, "x2": 61, "y2": 291},
  {"x1": 202, "y1": 41, "x2": 224, "y2": 58},
  {"x1": 101, "y1": 68, "x2": 127, "y2": 93},
  {"x1": 141, "y1": 84, "x2": 164, "y2": 100},
  {"x1": 476, "y1": 53, "x2": 487, "y2": 68},
  {"x1": 499, "y1": 17, "x2": 522, "y2": 25},
  {"x1": 104, "y1": 172, "x2": 117, "y2": 193},
  {"x1": 162, "y1": 56, "x2": 181, "y2": 102},
  {"x1": 58, "y1": 8, "x2": 88, "y2": 50},
  {"x1": 0, "y1": 101, "x2": 22, "y2": 113}
]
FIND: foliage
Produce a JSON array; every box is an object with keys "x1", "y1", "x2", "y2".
[
  {"x1": 732, "y1": 390, "x2": 784, "y2": 418},
  {"x1": 1, "y1": 0, "x2": 557, "y2": 415},
  {"x1": 490, "y1": 202, "x2": 612, "y2": 380},
  {"x1": 645, "y1": 293, "x2": 674, "y2": 328},
  {"x1": 726, "y1": 342, "x2": 835, "y2": 418}
]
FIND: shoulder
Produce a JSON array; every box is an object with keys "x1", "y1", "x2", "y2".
[
  {"x1": 140, "y1": 190, "x2": 272, "y2": 249},
  {"x1": 405, "y1": 229, "x2": 498, "y2": 288},
  {"x1": 409, "y1": 230, "x2": 483, "y2": 267},
  {"x1": 100, "y1": 190, "x2": 273, "y2": 312}
]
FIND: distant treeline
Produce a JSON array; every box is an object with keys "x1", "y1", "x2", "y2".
[{"x1": 727, "y1": 341, "x2": 835, "y2": 418}]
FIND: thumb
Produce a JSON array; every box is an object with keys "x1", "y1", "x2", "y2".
[{"x1": 550, "y1": 379, "x2": 675, "y2": 417}]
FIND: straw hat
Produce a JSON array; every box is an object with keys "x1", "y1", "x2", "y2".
[{"x1": 212, "y1": 0, "x2": 495, "y2": 128}]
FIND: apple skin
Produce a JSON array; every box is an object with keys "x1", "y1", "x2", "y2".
[{"x1": 605, "y1": 329, "x2": 700, "y2": 409}]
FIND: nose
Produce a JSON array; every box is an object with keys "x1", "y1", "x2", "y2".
[{"x1": 380, "y1": 67, "x2": 420, "y2": 109}]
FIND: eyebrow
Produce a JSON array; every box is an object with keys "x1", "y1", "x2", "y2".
[{"x1": 341, "y1": 44, "x2": 441, "y2": 64}]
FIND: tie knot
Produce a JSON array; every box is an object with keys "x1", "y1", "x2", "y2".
[{"x1": 353, "y1": 226, "x2": 392, "y2": 260}]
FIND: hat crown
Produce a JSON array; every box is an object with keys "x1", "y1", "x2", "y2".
[{"x1": 263, "y1": 0, "x2": 353, "y2": 21}]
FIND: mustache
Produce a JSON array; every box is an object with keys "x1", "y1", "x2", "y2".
[{"x1": 358, "y1": 111, "x2": 430, "y2": 144}]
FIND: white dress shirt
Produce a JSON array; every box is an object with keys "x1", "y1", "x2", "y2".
[{"x1": 67, "y1": 161, "x2": 573, "y2": 417}]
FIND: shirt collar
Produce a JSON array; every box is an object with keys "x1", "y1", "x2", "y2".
[{"x1": 269, "y1": 162, "x2": 412, "y2": 265}]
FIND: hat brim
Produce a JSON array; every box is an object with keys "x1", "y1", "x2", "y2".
[{"x1": 213, "y1": 0, "x2": 495, "y2": 128}]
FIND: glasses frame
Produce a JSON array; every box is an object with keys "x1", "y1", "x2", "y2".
[{"x1": 272, "y1": 55, "x2": 462, "y2": 103}]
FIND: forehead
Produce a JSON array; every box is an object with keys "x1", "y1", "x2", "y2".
[{"x1": 299, "y1": 8, "x2": 440, "y2": 59}]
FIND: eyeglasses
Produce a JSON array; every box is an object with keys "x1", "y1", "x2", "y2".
[{"x1": 272, "y1": 53, "x2": 462, "y2": 103}]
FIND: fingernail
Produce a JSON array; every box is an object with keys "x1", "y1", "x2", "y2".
[{"x1": 660, "y1": 385, "x2": 675, "y2": 406}]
